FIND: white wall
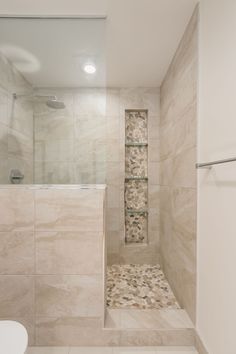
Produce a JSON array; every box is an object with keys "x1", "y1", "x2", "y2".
[{"x1": 197, "y1": 0, "x2": 236, "y2": 353}]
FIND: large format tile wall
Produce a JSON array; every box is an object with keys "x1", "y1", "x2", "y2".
[
  {"x1": 0, "y1": 185, "x2": 105, "y2": 345},
  {"x1": 0, "y1": 52, "x2": 34, "y2": 183},
  {"x1": 100, "y1": 88, "x2": 160, "y2": 265},
  {"x1": 160, "y1": 8, "x2": 198, "y2": 322},
  {"x1": 34, "y1": 88, "x2": 160, "y2": 265}
]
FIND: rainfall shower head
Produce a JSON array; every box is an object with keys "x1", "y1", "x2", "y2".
[
  {"x1": 13, "y1": 93, "x2": 66, "y2": 110},
  {"x1": 46, "y1": 98, "x2": 65, "y2": 109}
]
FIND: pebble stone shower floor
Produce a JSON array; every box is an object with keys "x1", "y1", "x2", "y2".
[{"x1": 107, "y1": 264, "x2": 180, "y2": 309}]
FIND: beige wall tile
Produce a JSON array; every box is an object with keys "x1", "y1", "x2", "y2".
[
  {"x1": 160, "y1": 7, "x2": 198, "y2": 323},
  {"x1": 0, "y1": 189, "x2": 34, "y2": 232},
  {"x1": 36, "y1": 231, "x2": 103, "y2": 275},
  {"x1": 0, "y1": 276, "x2": 34, "y2": 317},
  {"x1": 0, "y1": 231, "x2": 34, "y2": 274},
  {"x1": 36, "y1": 275, "x2": 103, "y2": 317},
  {"x1": 172, "y1": 147, "x2": 196, "y2": 188},
  {"x1": 35, "y1": 189, "x2": 104, "y2": 232},
  {"x1": 35, "y1": 317, "x2": 120, "y2": 346}
]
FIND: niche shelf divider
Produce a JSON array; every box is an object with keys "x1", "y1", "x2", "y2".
[{"x1": 124, "y1": 110, "x2": 148, "y2": 244}]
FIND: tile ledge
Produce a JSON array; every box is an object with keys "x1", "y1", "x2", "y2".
[{"x1": 0, "y1": 184, "x2": 107, "y2": 190}]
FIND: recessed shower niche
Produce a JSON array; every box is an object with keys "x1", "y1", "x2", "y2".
[{"x1": 125, "y1": 110, "x2": 148, "y2": 244}]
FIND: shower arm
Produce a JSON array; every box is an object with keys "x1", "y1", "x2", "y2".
[{"x1": 13, "y1": 93, "x2": 57, "y2": 100}]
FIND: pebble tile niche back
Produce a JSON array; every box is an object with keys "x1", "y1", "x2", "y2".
[{"x1": 125, "y1": 110, "x2": 148, "y2": 243}]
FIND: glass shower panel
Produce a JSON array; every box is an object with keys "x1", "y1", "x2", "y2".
[{"x1": 0, "y1": 17, "x2": 107, "y2": 184}]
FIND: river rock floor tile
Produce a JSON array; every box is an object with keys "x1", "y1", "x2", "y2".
[{"x1": 107, "y1": 264, "x2": 180, "y2": 309}]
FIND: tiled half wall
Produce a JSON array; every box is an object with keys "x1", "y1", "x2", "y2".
[{"x1": 0, "y1": 185, "x2": 106, "y2": 346}]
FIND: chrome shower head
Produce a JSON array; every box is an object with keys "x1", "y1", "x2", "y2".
[
  {"x1": 13, "y1": 93, "x2": 66, "y2": 110},
  {"x1": 46, "y1": 99, "x2": 65, "y2": 109}
]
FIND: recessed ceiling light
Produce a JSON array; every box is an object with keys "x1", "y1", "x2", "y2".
[{"x1": 84, "y1": 64, "x2": 96, "y2": 74}]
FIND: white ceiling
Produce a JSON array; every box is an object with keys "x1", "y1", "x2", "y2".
[
  {"x1": 0, "y1": 0, "x2": 198, "y2": 88},
  {"x1": 106, "y1": 0, "x2": 198, "y2": 87}
]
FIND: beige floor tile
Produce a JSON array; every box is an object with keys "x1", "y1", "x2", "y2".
[
  {"x1": 113, "y1": 348, "x2": 156, "y2": 354},
  {"x1": 26, "y1": 347, "x2": 69, "y2": 354},
  {"x1": 69, "y1": 347, "x2": 112, "y2": 354}
]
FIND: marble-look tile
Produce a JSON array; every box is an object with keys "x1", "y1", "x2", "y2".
[
  {"x1": 34, "y1": 112, "x2": 74, "y2": 142},
  {"x1": 0, "y1": 276, "x2": 34, "y2": 316},
  {"x1": 0, "y1": 189, "x2": 34, "y2": 231},
  {"x1": 119, "y1": 329, "x2": 195, "y2": 347},
  {"x1": 119, "y1": 244, "x2": 159, "y2": 265},
  {"x1": 75, "y1": 116, "x2": 107, "y2": 142},
  {"x1": 74, "y1": 89, "x2": 106, "y2": 116},
  {"x1": 105, "y1": 309, "x2": 193, "y2": 331},
  {"x1": 148, "y1": 116, "x2": 160, "y2": 140},
  {"x1": 0, "y1": 122, "x2": 8, "y2": 157},
  {"x1": 34, "y1": 161, "x2": 75, "y2": 184},
  {"x1": 35, "y1": 189, "x2": 104, "y2": 232},
  {"x1": 106, "y1": 89, "x2": 120, "y2": 116},
  {"x1": 120, "y1": 88, "x2": 160, "y2": 116},
  {"x1": 10, "y1": 95, "x2": 34, "y2": 138},
  {"x1": 112, "y1": 309, "x2": 193, "y2": 330},
  {"x1": 148, "y1": 162, "x2": 160, "y2": 185},
  {"x1": 26, "y1": 347, "x2": 69, "y2": 354},
  {"x1": 107, "y1": 185, "x2": 120, "y2": 208},
  {"x1": 106, "y1": 162, "x2": 123, "y2": 186},
  {"x1": 195, "y1": 332, "x2": 208, "y2": 354},
  {"x1": 149, "y1": 139, "x2": 160, "y2": 162},
  {"x1": 35, "y1": 275, "x2": 103, "y2": 317},
  {"x1": 106, "y1": 231, "x2": 120, "y2": 255},
  {"x1": 0, "y1": 156, "x2": 10, "y2": 183},
  {"x1": 35, "y1": 317, "x2": 120, "y2": 346},
  {"x1": 0, "y1": 231, "x2": 34, "y2": 274},
  {"x1": 75, "y1": 161, "x2": 106, "y2": 184},
  {"x1": 160, "y1": 7, "x2": 198, "y2": 324},
  {"x1": 74, "y1": 138, "x2": 106, "y2": 163},
  {"x1": 35, "y1": 139, "x2": 74, "y2": 162},
  {"x1": 148, "y1": 185, "x2": 160, "y2": 208},
  {"x1": 172, "y1": 148, "x2": 196, "y2": 188},
  {"x1": 107, "y1": 138, "x2": 120, "y2": 162},
  {"x1": 113, "y1": 348, "x2": 156, "y2": 354},
  {"x1": 36, "y1": 231, "x2": 103, "y2": 275},
  {"x1": 69, "y1": 347, "x2": 112, "y2": 354},
  {"x1": 119, "y1": 330, "x2": 162, "y2": 346},
  {"x1": 107, "y1": 115, "x2": 120, "y2": 140},
  {"x1": 0, "y1": 87, "x2": 10, "y2": 126}
]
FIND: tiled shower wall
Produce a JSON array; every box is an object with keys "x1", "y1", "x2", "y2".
[
  {"x1": 160, "y1": 8, "x2": 198, "y2": 322},
  {"x1": 0, "y1": 52, "x2": 34, "y2": 183},
  {"x1": 34, "y1": 87, "x2": 160, "y2": 265},
  {"x1": 104, "y1": 88, "x2": 160, "y2": 265}
]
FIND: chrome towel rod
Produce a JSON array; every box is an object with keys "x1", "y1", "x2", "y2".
[{"x1": 196, "y1": 157, "x2": 236, "y2": 169}]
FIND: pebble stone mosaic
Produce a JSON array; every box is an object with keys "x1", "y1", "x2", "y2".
[
  {"x1": 125, "y1": 110, "x2": 148, "y2": 244},
  {"x1": 125, "y1": 212, "x2": 148, "y2": 243},
  {"x1": 125, "y1": 179, "x2": 148, "y2": 210},
  {"x1": 107, "y1": 264, "x2": 180, "y2": 309}
]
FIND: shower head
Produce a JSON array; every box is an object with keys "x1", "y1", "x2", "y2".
[
  {"x1": 13, "y1": 93, "x2": 66, "y2": 110},
  {"x1": 46, "y1": 99, "x2": 65, "y2": 109}
]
